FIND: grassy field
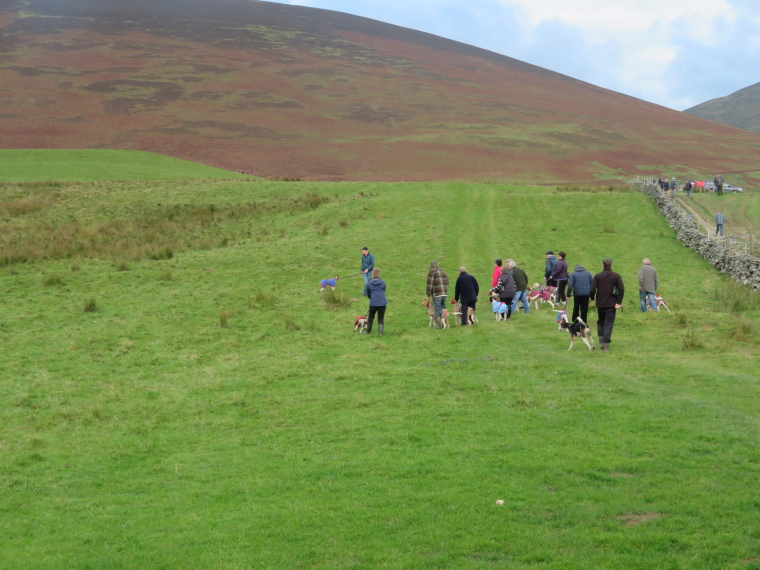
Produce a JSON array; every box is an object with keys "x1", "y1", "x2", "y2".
[
  {"x1": 1, "y1": 176, "x2": 759, "y2": 568},
  {"x1": 0, "y1": 150, "x2": 249, "y2": 182}
]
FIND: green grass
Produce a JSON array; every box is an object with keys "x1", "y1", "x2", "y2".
[
  {"x1": 0, "y1": 149, "x2": 249, "y2": 182},
  {"x1": 682, "y1": 189, "x2": 760, "y2": 237},
  {"x1": 1, "y1": 179, "x2": 758, "y2": 568}
]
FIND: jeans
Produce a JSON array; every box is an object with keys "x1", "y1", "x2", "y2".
[
  {"x1": 596, "y1": 306, "x2": 617, "y2": 344},
  {"x1": 362, "y1": 271, "x2": 370, "y2": 295},
  {"x1": 511, "y1": 290, "x2": 530, "y2": 314},
  {"x1": 640, "y1": 290, "x2": 657, "y2": 312},
  {"x1": 432, "y1": 295, "x2": 447, "y2": 318},
  {"x1": 716, "y1": 224, "x2": 724, "y2": 237}
]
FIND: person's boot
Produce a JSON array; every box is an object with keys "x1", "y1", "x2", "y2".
[
  {"x1": 363, "y1": 323, "x2": 372, "y2": 334},
  {"x1": 378, "y1": 324, "x2": 384, "y2": 335},
  {"x1": 601, "y1": 343, "x2": 610, "y2": 353},
  {"x1": 433, "y1": 316, "x2": 442, "y2": 329}
]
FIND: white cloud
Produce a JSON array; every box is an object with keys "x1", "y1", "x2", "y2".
[{"x1": 502, "y1": 0, "x2": 736, "y2": 42}]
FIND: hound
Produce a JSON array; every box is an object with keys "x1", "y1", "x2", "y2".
[
  {"x1": 422, "y1": 297, "x2": 450, "y2": 329},
  {"x1": 560, "y1": 317, "x2": 596, "y2": 351},
  {"x1": 320, "y1": 277, "x2": 338, "y2": 292},
  {"x1": 654, "y1": 294, "x2": 670, "y2": 312},
  {"x1": 353, "y1": 316, "x2": 368, "y2": 332}
]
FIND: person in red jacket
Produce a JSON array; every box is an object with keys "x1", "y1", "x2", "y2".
[
  {"x1": 589, "y1": 257, "x2": 625, "y2": 353},
  {"x1": 491, "y1": 259, "x2": 503, "y2": 289}
]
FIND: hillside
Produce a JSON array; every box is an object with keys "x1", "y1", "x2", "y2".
[
  {"x1": 684, "y1": 82, "x2": 760, "y2": 135},
  {"x1": 2, "y1": 0, "x2": 760, "y2": 183}
]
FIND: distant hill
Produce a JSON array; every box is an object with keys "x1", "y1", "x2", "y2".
[
  {"x1": 2, "y1": 0, "x2": 760, "y2": 183},
  {"x1": 684, "y1": 82, "x2": 760, "y2": 135}
]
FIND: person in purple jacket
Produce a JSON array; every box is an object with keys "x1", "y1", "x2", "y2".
[{"x1": 550, "y1": 251, "x2": 569, "y2": 305}]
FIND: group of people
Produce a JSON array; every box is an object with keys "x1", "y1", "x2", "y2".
[
  {"x1": 362, "y1": 246, "x2": 662, "y2": 353},
  {"x1": 657, "y1": 173, "x2": 725, "y2": 199}
]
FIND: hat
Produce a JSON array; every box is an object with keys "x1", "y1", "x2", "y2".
[{"x1": 546, "y1": 251, "x2": 554, "y2": 255}]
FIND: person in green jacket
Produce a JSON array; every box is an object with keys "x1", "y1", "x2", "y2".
[{"x1": 508, "y1": 260, "x2": 530, "y2": 314}]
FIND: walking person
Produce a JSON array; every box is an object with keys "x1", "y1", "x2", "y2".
[
  {"x1": 508, "y1": 260, "x2": 530, "y2": 314},
  {"x1": 360, "y1": 247, "x2": 374, "y2": 296},
  {"x1": 590, "y1": 258, "x2": 625, "y2": 353},
  {"x1": 544, "y1": 251, "x2": 558, "y2": 287},
  {"x1": 550, "y1": 251, "x2": 569, "y2": 305},
  {"x1": 363, "y1": 268, "x2": 387, "y2": 335},
  {"x1": 497, "y1": 266, "x2": 516, "y2": 320},
  {"x1": 453, "y1": 267, "x2": 479, "y2": 326},
  {"x1": 638, "y1": 258, "x2": 659, "y2": 313},
  {"x1": 715, "y1": 210, "x2": 726, "y2": 237},
  {"x1": 566, "y1": 263, "x2": 593, "y2": 324},
  {"x1": 426, "y1": 260, "x2": 449, "y2": 329},
  {"x1": 685, "y1": 180, "x2": 692, "y2": 199}
]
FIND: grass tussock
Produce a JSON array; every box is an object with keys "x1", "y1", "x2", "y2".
[
  {"x1": 251, "y1": 288, "x2": 276, "y2": 308},
  {"x1": 83, "y1": 298, "x2": 98, "y2": 313},
  {"x1": 733, "y1": 318, "x2": 754, "y2": 341},
  {"x1": 283, "y1": 313, "x2": 301, "y2": 331},
  {"x1": 322, "y1": 289, "x2": 350, "y2": 310},
  {"x1": 714, "y1": 280, "x2": 760, "y2": 312},
  {"x1": 42, "y1": 273, "x2": 64, "y2": 287},
  {"x1": 682, "y1": 327, "x2": 704, "y2": 350},
  {"x1": 219, "y1": 308, "x2": 235, "y2": 328}
]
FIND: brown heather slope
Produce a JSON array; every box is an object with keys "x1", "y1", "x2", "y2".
[{"x1": 1, "y1": 0, "x2": 759, "y2": 183}]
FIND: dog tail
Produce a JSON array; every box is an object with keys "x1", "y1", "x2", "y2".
[{"x1": 575, "y1": 316, "x2": 587, "y2": 326}]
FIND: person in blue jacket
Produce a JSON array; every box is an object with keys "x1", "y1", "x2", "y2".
[
  {"x1": 567, "y1": 263, "x2": 593, "y2": 324},
  {"x1": 363, "y1": 268, "x2": 387, "y2": 335}
]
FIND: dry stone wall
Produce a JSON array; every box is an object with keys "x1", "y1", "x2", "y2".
[{"x1": 634, "y1": 182, "x2": 760, "y2": 290}]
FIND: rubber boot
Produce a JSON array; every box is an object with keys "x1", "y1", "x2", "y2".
[
  {"x1": 433, "y1": 316, "x2": 442, "y2": 329},
  {"x1": 601, "y1": 343, "x2": 610, "y2": 353},
  {"x1": 363, "y1": 323, "x2": 372, "y2": 334},
  {"x1": 378, "y1": 324, "x2": 384, "y2": 335}
]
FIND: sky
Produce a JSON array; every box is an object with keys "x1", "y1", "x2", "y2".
[{"x1": 261, "y1": 0, "x2": 760, "y2": 111}]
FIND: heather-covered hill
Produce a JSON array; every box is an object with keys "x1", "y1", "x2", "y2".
[
  {"x1": 2, "y1": 0, "x2": 760, "y2": 183},
  {"x1": 684, "y1": 82, "x2": 760, "y2": 135}
]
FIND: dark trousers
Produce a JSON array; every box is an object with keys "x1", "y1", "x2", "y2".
[
  {"x1": 572, "y1": 295, "x2": 589, "y2": 324},
  {"x1": 596, "y1": 306, "x2": 617, "y2": 344},
  {"x1": 460, "y1": 300, "x2": 476, "y2": 325},
  {"x1": 367, "y1": 305, "x2": 386, "y2": 331},
  {"x1": 499, "y1": 297, "x2": 513, "y2": 319},
  {"x1": 556, "y1": 280, "x2": 567, "y2": 303}
]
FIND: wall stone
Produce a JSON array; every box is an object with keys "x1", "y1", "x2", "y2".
[{"x1": 633, "y1": 182, "x2": 760, "y2": 290}]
